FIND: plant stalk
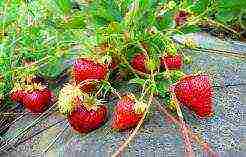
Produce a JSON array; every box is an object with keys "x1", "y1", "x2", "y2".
[{"x1": 154, "y1": 99, "x2": 218, "y2": 157}]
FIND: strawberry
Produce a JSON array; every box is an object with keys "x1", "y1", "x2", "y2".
[
  {"x1": 10, "y1": 90, "x2": 26, "y2": 103},
  {"x1": 73, "y1": 58, "x2": 108, "y2": 83},
  {"x1": 58, "y1": 84, "x2": 108, "y2": 133},
  {"x1": 161, "y1": 54, "x2": 183, "y2": 70},
  {"x1": 68, "y1": 99, "x2": 108, "y2": 133},
  {"x1": 130, "y1": 53, "x2": 150, "y2": 74},
  {"x1": 22, "y1": 88, "x2": 52, "y2": 113},
  {"x1": 174, "y1": 75, "x2": 214, "y2": 118},
  {"x1": 111, "y1": 95, "x2": 146, "y2": 131},
  {"x1": 174, "y1": 10, "x2": 189, "y2": 26},
  {"x1": 10, "y1": 83, "x2": 27, "y2": 103}
]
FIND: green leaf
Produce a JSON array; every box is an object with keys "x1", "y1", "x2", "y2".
[
  {"x1": 181, "y1": 0, "x2": 194, "y2": 8},
  {"x1": 214, "y1": 0, "x2": 246, "y2": 25},
  {"x1": 156, "y1": 80, "x2": 171, "y2": 103},
  {"x1": 169, "y1": 70, "x2": 185, "y2": 83},
  {"x1": 190, "y1": 0, "x2": 209, "y2": 14},
  {"x1": 216, "y1": 11, "x2": 235, "y2": 24},
  {"x1": 156, "y1": 12, "x2": 174, "y2": 30},
  {"x1": 57, "y1": 12, "x2": 86, "y2": 29},
  {"x1": 146, "y1": 58, "x2": 159, "y2": 71},
  {"x1": 55, "y1": 0, "x2": 72, "y2": 15},
  {"x1": 150, "y1": 83, "x2": 158, "y2": 94},
  {"x1": 89, "y1": 0, "x2": 123, "y2": 27},
  {"x1": 181, "y1": 25, "x2": 201, "y2": 34},
  {"x1": 128, "y1": 78, "x2": 146, "y2": 85},
  {"x1": 39, "y1": 58, "x2": 63, "y2": 78},
  {"x1": 156, "y1": 80, "x2": 169, "y2": 93}
]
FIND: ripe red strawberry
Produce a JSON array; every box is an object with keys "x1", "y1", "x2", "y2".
[
  {"x1": 174, "y1": 10, "x2": 189, "y2": 26},
  {"x1": 131, "y1": 53, "x2": 150, "y2": 74},
  {"x1": 161, "y1": 54, "x2": 183, "y2": 70},
  {"x1": 174, "y1": 75, "x2": 214, "y2": 118},
  {"x1": 22, "y1": 88, "x2": 52, "y2": 113},
  {"x1": 10, "y1": 90, "x2": 26, "y2": 103},
  {"x1": 73, "y1": 58, "x2": 108, "y2": 83},
  {"x1": 68, "y1": 100, "x2": 108, "y2": 133},
  {"x1": 111, "y1": 95, "x2": 146, "y2": 131}
]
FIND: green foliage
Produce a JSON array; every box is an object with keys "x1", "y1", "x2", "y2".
[
  {"x1": 169, "y1": 70, "x2": 185, "y2": 83},
  {"x1": 87, "y1": 0, "x2": 126, "y2": 26},
  {"x1": 56, "y1": 12, "x2": 86, "y2": 29},
  {"x1": 55, "y1": 0, "x2": 72, "y2": 14},
  {"x1": 0, "y1": 0, "x2": 86, "y2": 103},
  {"x1": 214, "y1": 0, "x2": 246, "y2": 24},
  {"x1": 189, "y1": 0, "x2": 210, "y2": 14},
  {"x1": 0, "y1": 0, "x2": 245, "y2": 106},
  {"x1": 181, "y1": 25, "x2": 201, "y2": 34}
]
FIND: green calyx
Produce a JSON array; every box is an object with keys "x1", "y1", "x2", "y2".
[
  {"x1": 83, "y1": 96, "x2": 101, "y2": 111},
  {"x1": 146, "y1": 58, "x2": 159, "y2": 72},
  {"x1": 57, "y1": 83, "x2": 85, "y2": 115}
]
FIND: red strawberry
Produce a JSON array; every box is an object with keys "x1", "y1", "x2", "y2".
[
  {"x1": 22, "y1": 88, "x2": 52, "y2": 113},
  {"x1": 161, "y1": 54, "x2": 183, "y2": 70},
  {"x1": 73, "y1": 58, "x2": 108, "y2": 83},
  {"x1": 174, "y1": 75, "x2": 214, "y2": 118},
  {"x1": 111, "y1": 95, "x2": 145, "y2": 131},
  {"x1": 131, "y1": 53, "x2": 150, "y2": 74},
  {"x1": 175, "y1": 10, "x2": 189, "y2": 26},
  {"x1": 10, "y1": 90, "x2": 26, "y2": 103},
  {"x1": 68, "y1": 101, "x2": 108, "y2": 133}
]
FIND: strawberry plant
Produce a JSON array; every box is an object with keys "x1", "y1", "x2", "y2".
[{"x1": 0, "y1": 0, "x2": 245, "y2": 156}]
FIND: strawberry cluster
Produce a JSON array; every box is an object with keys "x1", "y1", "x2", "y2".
[
  {"x1": 10, "y1": 53, "x2": 214, "y2": 133},
  {"x1": 130, "y1": 52, "x2": 214, "y2": 118},
  {"x1": 131, "y1": 52, "x2": 183, "y2": 73}
]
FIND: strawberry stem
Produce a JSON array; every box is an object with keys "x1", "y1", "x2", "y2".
[
  {"x1": 154, "y1": 99, "x2": 218, "y2": 157},
  {"x1": 139, "y1": 80, "x2": 151, "y2": 101},
  {"x1": 162, "y1": 53, "x2": 194, "y2": 156},
  {"x1": 171, "y1": 93, "x2": 195, "y2": 157},
  {"x1": 205, "y1": 18, "x2": 240, "y2": 36}
]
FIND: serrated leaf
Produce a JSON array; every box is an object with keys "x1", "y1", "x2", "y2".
[
  {"x1": 216, "y1": 11, "x2": 235, "y2": 24},
  {"x1": 89, "y1": 0, "x2": 123, "y2": 27},
  {"x1": 55, "y1": 0, "x2": 72, "y2": 15},
  {"x1": 156, "y1": 12, "x2": 174, "y2": 30},
  {"x1": 190, "y1": 0, "x2": 209, "y2": 14}
]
